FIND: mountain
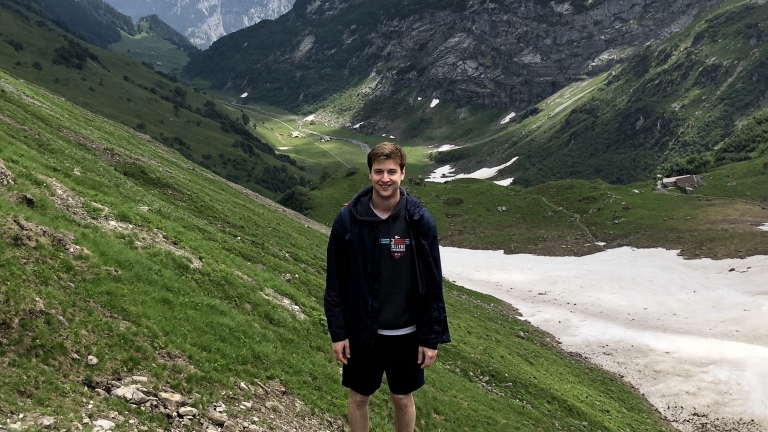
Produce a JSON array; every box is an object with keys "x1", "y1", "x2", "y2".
[
  {"x1": 185, "y1": 0, "x2": 720, "y2": 114},
  {"x1": 437, "y1": 0, "x2": 768, "y2": 186},
  {"x1": 102, "y1": 0, "x2": 296, "y2": 49},
  {"x1": 0, "y1": 0, "x2": 310, "y2": 197}
]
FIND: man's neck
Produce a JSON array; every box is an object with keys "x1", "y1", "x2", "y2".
[{"x1": 371, "y1": 189, "x2": 401, "y2": 219}]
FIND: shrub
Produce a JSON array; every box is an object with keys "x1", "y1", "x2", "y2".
[
  {"x1": 32, "y1": 61, "x2": 42, "y2": 71},
  {"x1": 278, "y1": 187, "x2": 313, "y2": 215}
]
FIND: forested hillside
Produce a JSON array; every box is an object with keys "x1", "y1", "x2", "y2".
[
  {"x1": 13, "y1": 0, "x2": 136, "y2": 48},
  {"x1": 136, "y1": 14, "x2": 200, "y2": 57}
]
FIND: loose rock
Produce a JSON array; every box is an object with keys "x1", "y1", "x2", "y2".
[
  {"x1": 178, "y1": 407, "x2": 198, "y2": 417},
  {"x1": 92, "y1": 419, "x2": 115, "y2": 431},
  {"x1": 87, "y1": 356, "x2": 99, "y2": 365},
  {"x1": 206, "y1": 409, "x2": 228, "y2": 426},
  {"x1": 158, "y1": 392, "x2": 185, "y2": 410}
]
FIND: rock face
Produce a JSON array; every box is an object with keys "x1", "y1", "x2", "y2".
[
  {"x1": 103, "y1": 0, "x2": 296, "y2": 48},
  {"x1": 186, "y1": 0, "x2": 722, "y2": 112}
]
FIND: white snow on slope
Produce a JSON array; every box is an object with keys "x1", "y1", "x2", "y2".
[
  {"x1": 431, "y1": 144, "x2": 459, "y2": 152},
  {"x1": 352, "y1": 122, "x2": 364, "y2": 129},
  {"x1": 500, "y1": 112, "x2": 516, "y2": 124},
  {"x1": 440, "y1": 247, "x2": 768, "y2": 431},
  {"x1": 240, "y1": 92, "x2": 248, "y2": 98},
  {"x1": 493, "y1": 178, "x2": 515, "y2": 186},
  {"x1": 426, "y1": 157, "x2": 518, "y2": 183},
  {"x1": 758, "y1": 223, "x2": 768, "y2": 232},
  {"x1": 430, "y1": 98, "x2": 440, "y2": 108}
]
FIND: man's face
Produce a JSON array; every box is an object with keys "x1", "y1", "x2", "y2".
[{"x1": 369, "y1": 159, "x2": 405, "y2": 200}]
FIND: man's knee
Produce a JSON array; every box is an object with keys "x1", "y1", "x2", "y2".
[
  {"x1": 389, "y1": 392, "x2": 413, "y2": 410},
  {"x1": 349, "y1": 390, "x2": 371, "y2": 408}
]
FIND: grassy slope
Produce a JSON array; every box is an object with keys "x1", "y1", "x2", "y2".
[
  {"x1": 0, "y1": 1, "x2": 307, "y2": 199},
  {"x1": 312, "y1": 154, "x2": 768, "y2": 259},
  {"x1": 0, "y1": 70, "x2": 675, "y2": 431}
]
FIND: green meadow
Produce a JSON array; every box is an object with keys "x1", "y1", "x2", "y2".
[{"x1": 0, "y1": 64, "x2": 676, "y2": 431}]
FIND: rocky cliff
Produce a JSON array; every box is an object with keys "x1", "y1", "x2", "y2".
[
  {"x1": 185, "y1": 0, "x2": 722, "y2": 112},
  {"x1": 103, "y1": 0, "x2": 295, "y2": 48}
]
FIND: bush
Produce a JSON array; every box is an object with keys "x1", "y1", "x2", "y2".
[
  {"x1": 278, "y1": 187, "x2": 313, "y2": 215},
  {"x1": 32, "y1": 61, "x2": 42, "y2": 71}
]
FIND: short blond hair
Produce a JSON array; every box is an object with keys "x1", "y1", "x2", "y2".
[{"x1": 367, "y1": 142, "x2": 406, "y2": 171}]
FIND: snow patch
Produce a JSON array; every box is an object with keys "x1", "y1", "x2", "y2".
[
  {"x1": 239, "y1": 92, "x2": 248, "y2": 98},
  {"x1": 278, "y1": 147, "x2": 289, "y2": 150},
  {"x1": 426, "y1": 157, "x2": 519, "y2": 183},
  {"x1": 493, "y1": 178, "x2": 515, "y2": 186},
  {"x1": 430, "y1": 99, "x2": 440, "y2": 108},
  {"x1": 595, "y1": 242, "x2": 607, "y2": 246},
  {"x1": 418, "y1": 97, "x2": 423, "y2": 101},
  {"x1": 500, "y1": 112, "x2": 517, "y2": 124},
  {"x1": 432, "y1": 144, "x2": 460, "y2": 152},
  {"x1": 352, "y1": 122, "x2": 364, "y2": 129},
  {"x1": 389, "y1": 135, "x2": 395, "y2": 139},
  {"x1": 758, "y1": 223, "x2": 768, "y2": 232},
  {"x1": 303, "y1": 114, "x2": 316, "y2": 122},
  {"x1": 441, "y1": 247, "x2": 768, "y2": 430}
]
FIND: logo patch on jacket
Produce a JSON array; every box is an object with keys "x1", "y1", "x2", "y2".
[
  {"x1": 390, "y1": 236, "x2": 407, "y2": 259},
  {"x1": 380, "y1": 237, "x2": 410, "y2": 259}
]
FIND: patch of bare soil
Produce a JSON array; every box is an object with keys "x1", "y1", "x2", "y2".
[
  {"x1": 0, "y1": 158, "x2": 14, "y2": 186},
  {"x1": 41, "y1": 176, "x2": 202, "y2": 268},
  {"x1": 3, "y1": 217, "x2": 88, "y2": 255},
  {"x1": 59, "y1": 128, "x2": 128, "y2": 165},
  {"x1": 0, "y1": 111, "x2": 38, "y2": 137}
]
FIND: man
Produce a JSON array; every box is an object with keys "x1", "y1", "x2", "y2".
[{"x1": 324, "y1": 142, "x2": 451, "y2": 432}]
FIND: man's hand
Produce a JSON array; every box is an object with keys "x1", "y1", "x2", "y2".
[
  {"x1": 332, "y1": 339, "x2": 351, "y2": 365},
  {"x1": 418, "y1": 346, "x2": 437, "y2": 369}
]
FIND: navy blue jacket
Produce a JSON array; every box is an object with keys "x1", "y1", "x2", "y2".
[{"x1": 324, "y1": 186, "x2": 451, "y2": 349}]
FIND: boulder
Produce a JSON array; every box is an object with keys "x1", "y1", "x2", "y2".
[{"x1": 158, "y1": 392, "x2": 185, "y2": 410}]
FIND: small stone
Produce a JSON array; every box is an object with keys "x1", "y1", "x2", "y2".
[
  {"x1": 729, "y1": 268, "x2": 736, "y2": 272},
  {"x1": 264, "y1": 401, "x2": 284, "y2": 412},
  {"x1": 222, "y1": 420, "x2": 239, "y2": 432},
  {"x1": 37, "y1": 416, "x2": 56, "y2": 428},
  {"x1": 238, "y1": 382, "x2": 250, "y2": 392},
  {"x1": 92, "y1": 419, "x2": 115, "y2": 431},
  {"x1": 95, "y1": 389, "x2": 108, "y2": 398},
  {"x1": 87, "y1": 356, "x2": 99, "y2": 365},
  {"x1": 111, "y1": 386, "x2": 149, "y2": 404},
  {"x1": 7, "y1": 423, "x2": 22, "y2": 431},
  {"x1": 206, "y1": 409, "x2": 227, "y2": 426},
  {"x1": 177, "y1": 407, "x2": 198, "y2": 417},
  {"x1": 515, "y1": 332, "x2": 526, "y2": 340},
  {"x1": 158, "y1": 392, "x2": 185, "y2": 410},
  {"x1": 240, "y1": 401, "x2": 253, "y2": 409}
]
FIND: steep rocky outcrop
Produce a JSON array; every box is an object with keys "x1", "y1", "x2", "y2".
[
  {"x1": 186, "y1": 0, "x2": 722, "y2": 112},
  {"x1": 103, "y1": 0, "x2": 295, "y2": 48}
]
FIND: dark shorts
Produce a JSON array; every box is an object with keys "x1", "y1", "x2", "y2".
[{"x1": 342, "y1": 332, "x2": 425, "y2": 396}]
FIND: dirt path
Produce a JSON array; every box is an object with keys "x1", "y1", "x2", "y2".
[{"x1": 538, "y1": 196, "x2": 602, "y2": 246}]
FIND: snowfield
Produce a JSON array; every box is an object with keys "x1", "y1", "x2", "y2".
[
  {"x1": 440, "y1": 247, "x2": 768, "y2": 431},
  {"x1": 426, "y1": 158, "x2": 518, "y2": 183}
]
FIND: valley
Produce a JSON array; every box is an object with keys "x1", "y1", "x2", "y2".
[{"x1": 1, "y1": 0, "x2": 767, "y2": 431}]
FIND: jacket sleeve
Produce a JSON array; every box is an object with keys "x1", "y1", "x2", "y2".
[
  {"x1": 324, "y1": 213, "x2": 349, "y2": 343},
  {"x1": 417, "y1": 211, "x2": 451, "y2": 349}
]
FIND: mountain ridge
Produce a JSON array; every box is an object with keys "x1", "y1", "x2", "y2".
[{"x1": 185, "y1": 0, "x2": 722, "y2": 113}]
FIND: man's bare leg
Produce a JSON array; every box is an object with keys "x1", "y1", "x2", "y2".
[
  {"x1": 348, "y1": 390, "x2": 371, "y2": 432},
  {"x1": 390, "y1": 393, "x2": 416, "y2": 432}
]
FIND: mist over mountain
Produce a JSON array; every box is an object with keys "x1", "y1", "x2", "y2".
[{"x1": 103, "y1": 0, "x2": 295, "y2": 48}]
